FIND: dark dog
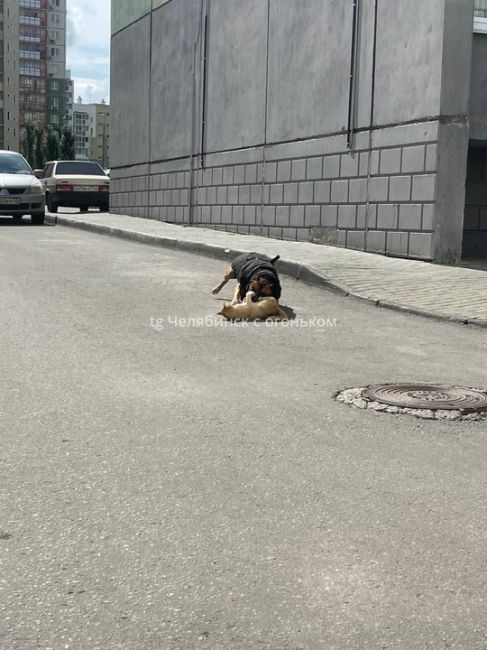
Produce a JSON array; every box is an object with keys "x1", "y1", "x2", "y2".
[{"x1": 212, "y1": 253, "x2": 282, "y2": 304}]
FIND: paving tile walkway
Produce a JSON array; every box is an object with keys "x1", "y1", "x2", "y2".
[{"x1": 47, "y1": 211, "x2": 487, "y2": 327}]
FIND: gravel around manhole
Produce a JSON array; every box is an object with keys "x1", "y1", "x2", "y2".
[{"x1": 335, "y1": 386, "x2": 487, "y2": 421}]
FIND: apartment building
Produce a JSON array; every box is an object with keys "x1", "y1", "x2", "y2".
[
  {"x1": 73, "y1": 100, "x2": 110, "y2": 169},
  {"x1": 0, "y1": 0, "x2": 70, "y2": 151},
  {"x1": 111, "y1": 0, "x2": 487, "y2": 262}
]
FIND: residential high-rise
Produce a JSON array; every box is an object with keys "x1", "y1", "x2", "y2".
[
  {"x1": 0, "y1": 0, "x2": 71, "y2": 151},
  {"x1": 73, "y1": 99, "x2": 110, "y2": 169}
]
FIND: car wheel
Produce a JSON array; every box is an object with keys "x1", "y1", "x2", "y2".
[
  {"x1": 47, "y1": 194, "x2": 58, "y2": 213},
  {"x1": 12, "y1": 214, "x2": 23, "y2": 222},
  {"x1": 31, "y1": 211, "x2": 45, "y2": 225}
]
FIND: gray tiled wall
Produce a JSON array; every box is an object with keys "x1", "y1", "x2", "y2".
[{"x1": 111, "y1": 122, "x2": 439, "y2": 260}]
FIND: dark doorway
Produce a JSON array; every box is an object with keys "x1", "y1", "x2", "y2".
[{"x1": 463, "y1": 145, "x2": 487, "y2": 258}]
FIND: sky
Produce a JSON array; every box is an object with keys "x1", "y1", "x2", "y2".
[{"x1": 67, "y1": 0, "x2": 111, "y2": 105}]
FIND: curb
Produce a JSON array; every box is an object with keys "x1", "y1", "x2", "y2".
[{"x1": 46, "y1": 214, "x2": 487, "y2": 330}]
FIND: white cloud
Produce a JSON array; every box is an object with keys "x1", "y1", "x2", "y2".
[{"x1": 67, "y1": 0, "x2": 111, "y2": 103}]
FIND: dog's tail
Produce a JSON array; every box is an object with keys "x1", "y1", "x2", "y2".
[{"x1": 270, "y1": 255, "x2": 280, "y2": 265}]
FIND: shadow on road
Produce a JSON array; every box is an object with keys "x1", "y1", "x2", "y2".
[{"x1": 0, "y1": 217, "x2": 52, "y2": 227}]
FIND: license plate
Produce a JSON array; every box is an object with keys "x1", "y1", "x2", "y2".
[
  {"x1": 75, "y1": 186, "x2": 95, "y2": 192},
  {"x1": 0, "y1": 197, "x2": 20, "y2": 205}
]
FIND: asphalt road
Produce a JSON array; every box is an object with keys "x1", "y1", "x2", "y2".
[{"x1": 1, "y1": 219, "x2": 486, "y2": 650}]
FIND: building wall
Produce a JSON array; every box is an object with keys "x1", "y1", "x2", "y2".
[
  {"x1": 110, "y1": 0, "x2": 475, "y2": 263},
  {"x1": 4, "y1": 0, "x2": 20, "y2": 150}
]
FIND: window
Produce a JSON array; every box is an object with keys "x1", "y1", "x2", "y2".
[
  {"x1": 20, "y1": 49, "x2": 41, "y2": 59},
  {"x1": 50, "y1": 97, "x2": 59, "y2": 109},
  {"x1": 20, "y1": 15, "x2": 41, "y2": 26},
  {"x1": 51, "y1": 79, "x2": 59, "y2": 90},
  {"x1": 50, "y1": 113, "x2": 59, "y2": 125},
  {"x1": 20, "y1": 63, "x2": 41, "y2": 76},
  {"x1": 51, "y1": 13, "x2": 60, "y2": 24},
  {"x1": 56, "y1": 161, "x2": 106, "y2": 176},
  {"x1": 50, "y1": 47, "x2": 59, "y2": 57}
]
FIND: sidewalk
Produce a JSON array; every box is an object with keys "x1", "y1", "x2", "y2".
[{"x1": 46, "y1": 211, "x2": 487, "y2": 328}]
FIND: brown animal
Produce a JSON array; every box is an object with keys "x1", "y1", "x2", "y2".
[
  {"x1": 217, "y1": 291, "x2": 286, "y2": 321},
  {"x1": 212, "y1": 252, "x2": 281, "y2": 305}
]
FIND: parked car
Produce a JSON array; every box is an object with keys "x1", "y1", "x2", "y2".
[
  {"x1": 0, "y1": 150, "x2": 45, "y2": 224},
  {"x1": 39, "y1": 160, "x2": 110, "y2": 213}
]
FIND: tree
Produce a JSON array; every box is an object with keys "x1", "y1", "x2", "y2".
[
  {"x1": 45, "y1": 126, "x2": 60, "y2": 161},
  {"x1": 22, "y1": 124, "x2": 35, "y2": 168},
  {"x1": 34, "y1": 127, "x2": 46, "y2": 169},
  {"x1": 60, "y1": 126, "x2": 75, "y2": 160}
]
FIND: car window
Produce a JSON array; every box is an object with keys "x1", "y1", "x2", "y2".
[
  {"x1": 44, "y1": 163, "x2": 54, "y2": 178},
  {"x1": 0, "y1": 152, "x2": 32, "y2": 175},
  {"x1": 56, "y1": 162, "x2": 106, "y2": 176}
]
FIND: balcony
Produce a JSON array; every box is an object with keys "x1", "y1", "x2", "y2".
[{"x1": 474, "y1": 0, "x2": 487, "y2": 32}]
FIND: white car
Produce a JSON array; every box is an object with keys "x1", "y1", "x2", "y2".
[
  {"x1": 40, "y1": 160, "x2": 110, "y2": 213},
  {"x1": 0, "y1": 150, "x2": 45, "y2": 224}
]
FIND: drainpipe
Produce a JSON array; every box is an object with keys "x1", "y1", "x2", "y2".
[
  {"x1": 200, "y1": 8, "x2": 209, "y2": 169},
  {"x1": 347, "y1": 0, "x2": 360, "y2": 150},
  {"x1": 188, "y1": 0, "x2": 205, "y2": 225},
  {"x1": 260, "y1": 0, "x2": 271, "y2": 236},
  {"x1": 364, "y1": 0, "x2": 378, "y2": 252}
]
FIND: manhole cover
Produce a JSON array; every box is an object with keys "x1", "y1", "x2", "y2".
[
  {"x1": 363, "y1": 384, "x2": 487, "y2": 412},
  {"x1": 335, "y1": 384, "x2": 487, "y2": 420}
]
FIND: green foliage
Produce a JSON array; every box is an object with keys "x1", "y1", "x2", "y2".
[
  {"x1": 45, "y1": 126, "x2": 60, "y2": 161},
  {"x1": 34, "y1": 127, "x2": 46, "y2": 169},
  {"x1": 60, "y1": 127, "x2": 75, "y2": 160},
  {"x1": 22, "y1": 124, "x2": 36, "y2": 168}
]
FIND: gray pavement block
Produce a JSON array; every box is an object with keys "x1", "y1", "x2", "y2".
[
  {"x1": 412, "y1": 174, "x2": 436, "y2": 202},
  {"x1": 409, "y1": 232, "x2": 433, "y2": 259},
  {"x1": 304, "y1": 205, "x2": 321, "y2": 227},
  {"x1": 276, "y1": 205, "x2": 290, "y2": 226},
  {"x1": 270, "y1": 183, "x2": 284, "y2": 204},
  {"x1": 369, "y1": 176, "x2": 389, "y2": 202},
  {"x1": 330, "y1": 179, "x2": 348, "y2": 203},
  {"x1": 366, "y1": 230, "x2": 386, "y2": 253},
  {"x1": 306, "y1": 157, "x2": 323, "y2": 179},
  {"x1": 223, "y1": 166, "x2": 234, "y2": 185},
  {"x1": 340, "y1": 152, "x2": 359, "y2": 178},
  {"x1": 291, "y1": 159, "x2": 307, "y2": 181},
  {"x1": 290, "y1": 205, "x2": 305, "y2": 227},
  {"x1": 380, "y1": 148, "x2": 402, "y2": 175},
  {"x1": 298, "y1": 181, "x2": 314, "y2": 203},
  {"x1": 421, "y1": 204, "x2": 435, "y2": 231},
  {"x1": 389, "y1": 176, "x2": 412, "y2": 202},
  {"x1": 346, "y1": 229, "x2": 365, "y2": 250},
  {"x1": 377, "y1": 204, "x2": 397, "y2": 229},
  {"x1": 399, "y1": 204, "x2": 422, "y2": 230},
  {"x1": 314, "y1": 180, "x2": 331, "y2": 203},
  {"x1": 425, "y1": 144, "x2": 438, "y2": 172},
  {"x1": 283, "y1": 182, "x2": 299, "y2": 204},
  {"x1": 277, "y1": 160, "x2": 292, "y2": 182},
  {"x1": 348, "y1": 178, "x2": 367, "y2": 203},
  {"x1": 338, "y1": 205, "x2": 357, "y2": 229},
  {"x1": 322, "y1": 155, "x2": 340, "y2": 178},
  {"x1": 264, "y1": 161, "x2": 277, "y2": 183},
  {"x1": 244, "y1": 164, "x2": 257, "y2": 184}
]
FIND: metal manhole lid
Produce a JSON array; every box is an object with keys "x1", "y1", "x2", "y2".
[{"x1": 363, "y1": 384, "x2": 487, "y2": 411}]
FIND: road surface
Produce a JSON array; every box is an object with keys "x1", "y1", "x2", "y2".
[{"x1": 1, "y1": 218, "x2": 486, "y2": 649}]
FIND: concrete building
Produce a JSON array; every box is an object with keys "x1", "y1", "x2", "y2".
[
  {"x1": 0, "y1": 0, "x2": 71, "y2": 151},
  {"x1": 73, "y1": 100, "x2": 110, "y2": 168},
  {"x1": 110, "y1": 0, "x2": 487, "y2": 262}
]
